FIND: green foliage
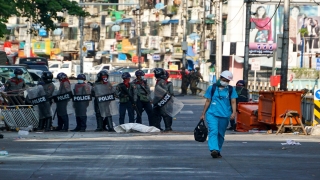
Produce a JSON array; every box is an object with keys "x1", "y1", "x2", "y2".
[
  {"x1": 0, "y1": 0, "x2": 88, "y2": 37},
  {"x1": 291, "y1": 67, "x2": 319, "y2": 79},
  {"x1": 298, "y1": 28, "x2": 308, "y2": 36}
]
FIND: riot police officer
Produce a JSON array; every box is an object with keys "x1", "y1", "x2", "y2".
[
  {"x1": 131, "y1": 70, "x2": 153, "y2": 126},
  {"x1": 71, "y1": 74, "x2": 91, "y2": 132},
  {"x1": 54, "y1": 72, "x2": 72, "y2": 132},
  {"x1": 115, "y1": 72, "x2": 137, "y2": 125},
  {"x1": 38, "y1": 71, "x2": 55, "y2": 131},
  {"x1": 180, "y1": 67, "x2": 189, "y2": 95},
  {"x1": 92, "y1": 70, "x2": 116, "y2": 132},
  {"x1": 5, "y1": 68, "x2": 26, "y2": 105},
  {"x1": 152, "y1": 68, "x2": 169, "y2": 130},
  {"x1": 163, "y1": 71, "x2": 174, "y2": 131}
]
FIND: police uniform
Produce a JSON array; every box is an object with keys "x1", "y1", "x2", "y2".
[
  {"x1": 153, "y1": 78, "x2": 170, "y2": 130},
  {"x1": 39, "y1": 82, "x2": 54, "y2": 131},
  {"x1": 115, "y1": 82, "x2": 137, "y2": 125},
  {"x1": 72, "y1": 83, "x2": 91, "y2": 132},
  {"x1": 180, "y1": 69, "x2": 189, "y2": 95},
  {"x1": 131, "y1": 79, "x2": 153, "y2": 125},
  {"x1": 92, "y1": 81, "x2": 115, "y2": 131},
  {"x1": 55, "y1": 81, "x2": 71, "y2": 131},
  {"x1": 5, "y1": 77, "x2": 26, "y2": 105}
]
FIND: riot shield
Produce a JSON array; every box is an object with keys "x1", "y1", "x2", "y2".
[
  {"x1": 94, "y1": 83, "x2": 118, "y2": 117},
  {"x1": 26, "y1": 86, "x2": 47, "y2": 105},
  {"x1": 153, "y1": 86, "x2": 184, "y2": 117},
  {"x1": 52, "y1": 81, "x2": 74, "y2": 116}
]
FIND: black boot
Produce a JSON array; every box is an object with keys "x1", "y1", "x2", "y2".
[
  {"x1": 37, "y1": 118, "x2": 45, "y2": 131},
  {"x1": 164, "y1": 116, "x2": 173, "y2": 132},
  {"x1": 71, "y1": 117, "x2": 81, "y2": 132},
  {"x1": 94, "y1": 116, "x2": 104, "y2": 132},
  {"x1": 107, "y1": 116, "x2": 115, "y2": 132},
  {"x1": 103, "y1": 118, "x2": 108, "y2": 131},
  {"x1": 44, "y1": 117, "x2": 52, "y2": 132},
  {"x1": 60, "y1": 115, "x2": 69, "y2": 132}
]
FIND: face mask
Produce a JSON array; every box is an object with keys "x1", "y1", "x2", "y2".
[
  {"x1": 140, "y1": 76, "x2": 145, "y2": 80},
  {"x1": 17, "y1": 75, "x2": 22, "y2": 79},
  {"x1": 78, "y1": 80, "x2": 84, "y2": 84},
  {"x1": 220, "y1": 81, "x2": 229, "y2": 87}
]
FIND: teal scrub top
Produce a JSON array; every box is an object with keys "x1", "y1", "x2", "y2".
[{"x1": 204, "y1": 85, "x2": 238, "y2": 118}]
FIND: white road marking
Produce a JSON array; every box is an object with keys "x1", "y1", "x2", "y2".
[{"x1": 179, "y1": 111, "x2": 193, "y2": 114}]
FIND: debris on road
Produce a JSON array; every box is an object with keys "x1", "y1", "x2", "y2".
[{"x1": 281, "y1": 140, "x2": 301, "y2": 145}]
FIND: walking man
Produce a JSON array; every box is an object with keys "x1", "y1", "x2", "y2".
[{"x1": 200, "y1": 70, "x2": 238, "y2": 158}]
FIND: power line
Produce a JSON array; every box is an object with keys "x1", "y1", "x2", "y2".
[
  {"x1": 251, "y1": 0, "x2": 281, "y2": 29},
  {"x1": 314, "y1": 0, "x2": 320, "y2": 5},
  {"x1": 225, "y1": 3, "x2": 245, "y2": 25}
]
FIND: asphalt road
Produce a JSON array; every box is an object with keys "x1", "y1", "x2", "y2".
[{"x1": 1, "y1": 94, "x2": 320, "y2": 180}]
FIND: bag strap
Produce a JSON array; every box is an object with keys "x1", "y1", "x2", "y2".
[{"x1": 210, "y1": 84, "x2": 217, "y2": 100}]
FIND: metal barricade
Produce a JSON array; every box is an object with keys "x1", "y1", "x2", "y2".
[
  {"x1": 1, "y1": 105, "x2": 38, "y2": 129},
  {"x1": 0, "y1": 91, "x2": 39, "y2": 129}
]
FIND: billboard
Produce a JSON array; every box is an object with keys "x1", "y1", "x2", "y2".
[
  {"x1": 249, "y1": 5, "x2": 277, "y2": 55},
  {"x1": 249, "y1": 4, "x2": 320, "y2": 55}
]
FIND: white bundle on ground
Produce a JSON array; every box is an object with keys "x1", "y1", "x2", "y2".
[{"x1": 114, "y1": 123, "x2": 161, "y2": 133}]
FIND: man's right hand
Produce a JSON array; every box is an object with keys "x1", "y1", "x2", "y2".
[{"x1": 200, "y1": 114, "x2": 205, "y2": 120}]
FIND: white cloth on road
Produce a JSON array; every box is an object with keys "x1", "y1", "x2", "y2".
[{"x1": 114, "y1": 123, "x2": 161, "y2": 133}]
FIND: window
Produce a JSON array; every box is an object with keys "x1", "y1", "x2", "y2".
[
  {"x1": 92, "y1": 28, "x2": 100, "y2": 42},
  {"x1": 222, "y1": 18, "x2": 227, "y2": 35},
  {"x1": 171, "y1": 23, "x2": 178, "y2": 36},
  {"x1": 0, "y1": 67, "x2": 33, "y2": 85},
  {"x1": 141, "y1": 22, "x2": 147, "y2": 36},
  {"x1": 121, "y1": 23, "x2": 131, "y2": 36},
  {"x1": 149, "y1": 21, "x2": 159, "y2": 36},
  {"x1": 106, "y1": 26, "x2": 115, "y2": 39},
  {"x1": 68, "y1": 27, "x2": 78, "y2": 40},
  {"x1": 50, "y1": 64, "x2": 59, "y2": 68},
  {"x1": 103, "y1": 66, "x2": 110, "y2": 70},
  {"x1": 61, "y1": 64, "x2": 69, "y2": 68}
]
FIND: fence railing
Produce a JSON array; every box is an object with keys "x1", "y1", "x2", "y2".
[{"x1": 106, "y1": 74, "x2": 315, "y2": 125}]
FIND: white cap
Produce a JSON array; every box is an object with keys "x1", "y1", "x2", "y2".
[{"x1": 220, "y1": 70, "x2": 233, "y2": 80}]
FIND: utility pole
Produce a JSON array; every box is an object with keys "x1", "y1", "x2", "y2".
[
  {"x1": 182, "y1": 0, "x2": 188, "y2": 68},
  {"x1": 215, "y1": 0, "x2": 222, "y2": 78},
  {"x1": 243, "y1": 0, "x2": 252, "y2": 89},
  {"x1": 280, "y1": 0, "x2": 290, "y2": 90},
  {"x1": 201, "y1": 0, "x2": 206, "y2": 67},
  {"x1": 136, "y1": 4, "x2": 142, "y2": 70},
  {"x1": 79, "y1": 0, "x2": 85, "y2": 74}
]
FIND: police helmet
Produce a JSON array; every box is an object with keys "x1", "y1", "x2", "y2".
[
  {"x1": 135, "y1": 70, "x2": 145, "y2": 77},
  {"x1": 121, "y1": 72, "x2": 131, "y2": 79},
  {"x1": 56, "y1": 72, "x2": 68, "y2": 80},
  {"x1": 77, "y1": 73, "x2": 86, "y2": 80},
  {"x1": 153, "y1": 68, "x2": 166, "y2": 79},
  {"x1": 41, "y1": 71, "x2": 53, "y2": 83},
  {"x1": 96, "y1": 70, "x2": 109, "y2": 81},
  {"x1": 14, "y1": 68, "x2": 23, "y2": 75}
]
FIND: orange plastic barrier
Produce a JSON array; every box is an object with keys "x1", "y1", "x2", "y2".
[
  {"x1": 236, "y1": 102, "x2": 268, "y2": 132},
  {"x1": 258, "y1": 91, "x2": 303, "y2": 125}
]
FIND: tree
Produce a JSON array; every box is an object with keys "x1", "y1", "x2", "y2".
[{"x1": 0, "y1": 0, "x2": 88, "y2": 37}]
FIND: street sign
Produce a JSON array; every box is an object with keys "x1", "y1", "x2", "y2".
[
  {"x1": 314, "y1": 89, "x2": 320, "y2": 100},
  {"x1": 316, "y1": 58, "x2": 320, "y2": 70},
  {"x1": 82, "y1": 46, "x2": 87, "y2": 52},
  {"x1": 153, "y1": 54, "x2": 160, "y2": 60},
  {"x1": 251, "y1": 59, "x2": 261, "y2": 71}
]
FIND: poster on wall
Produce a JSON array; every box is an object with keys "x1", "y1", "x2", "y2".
[{"x1": 249, "y1": 5, "x2": 277, "y2": 55}]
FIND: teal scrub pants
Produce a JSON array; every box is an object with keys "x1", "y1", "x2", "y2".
[{"x1": 206, "y1": 113, "x2": 229, "y2": 152}]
